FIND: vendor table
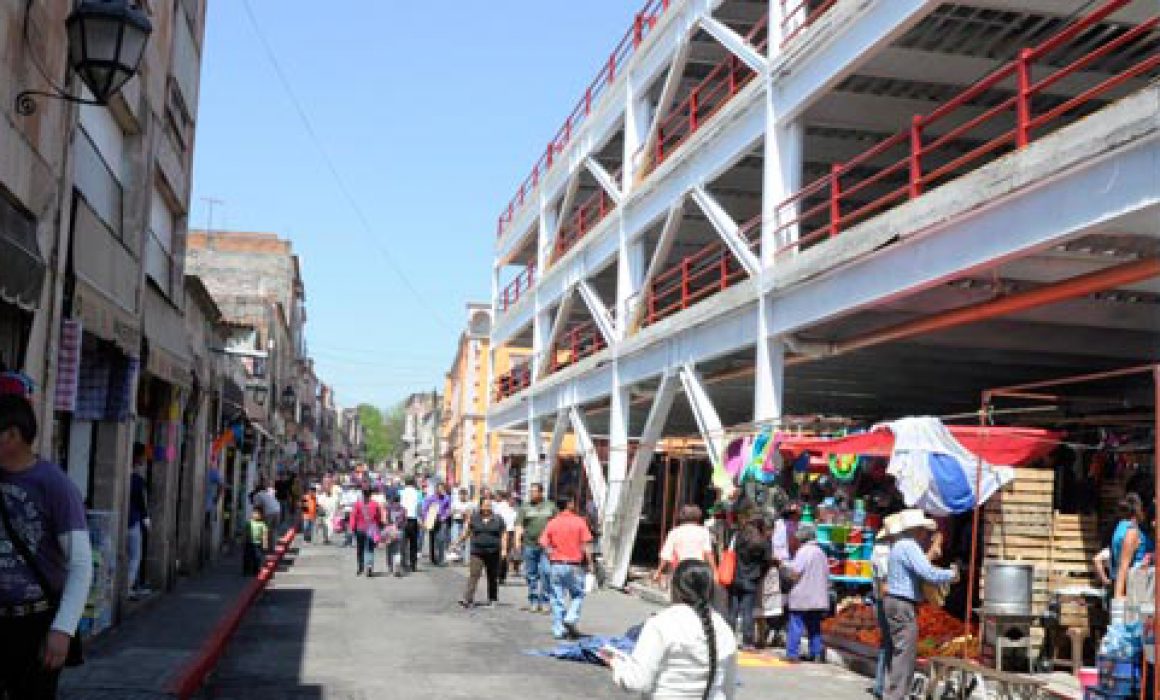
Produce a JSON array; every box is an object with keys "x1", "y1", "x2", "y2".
[{"x1": 923, "y1": 656, "x2": 1046, "y2": 700}]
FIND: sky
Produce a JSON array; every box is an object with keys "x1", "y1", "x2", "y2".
[{"x1": 190, "y1": 2, "x2": 643, "y2": 411}]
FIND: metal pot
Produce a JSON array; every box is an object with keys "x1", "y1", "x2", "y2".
[{"x1": 984, "y1": 561, "x2": 1034, "y2": 615}]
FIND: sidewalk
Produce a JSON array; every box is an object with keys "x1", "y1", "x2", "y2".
[{"x1": 59, "y1": 549, "x2": 286, "y2": 700}]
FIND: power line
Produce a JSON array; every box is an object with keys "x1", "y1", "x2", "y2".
[{"x1": 238, "y1": 0, "x2": 455, "y2": 332}]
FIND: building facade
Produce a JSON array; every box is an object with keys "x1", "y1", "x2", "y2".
[
  {"x1": 402, "y1": 391, "x2": 440, "y2": 477},
  {"x1": 487, "y1": 0, "x2": 1160, "y2": 585},
  {"x1": 440, "y1": 303, "x2": 492, "y2": 488},
  {"x1": 0, "y1": 0, "x2": 220, "y2": 626}
]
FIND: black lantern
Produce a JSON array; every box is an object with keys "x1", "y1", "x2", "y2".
[
  {"x1": 251, "y1": 383, "x2": 269, "y2": 406},
  {"x1": 280, "y1": 386, "x2": 297, "y2": 409},
  {"x1": 16, "y1": 0, "x2": 152, "y2": 116}
]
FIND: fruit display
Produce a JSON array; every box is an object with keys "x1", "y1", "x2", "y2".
[{"x1": 822, "y1": 600, "x2": 976, "y2": 659}]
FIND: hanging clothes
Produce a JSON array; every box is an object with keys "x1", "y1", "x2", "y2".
[{"x1": 885, "y1": 417, "x2": 1015, "y2": 516}]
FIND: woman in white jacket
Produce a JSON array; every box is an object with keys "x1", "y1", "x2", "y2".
[{"x1": 603, "y1": 559, "x2": 738, "y2": 699}]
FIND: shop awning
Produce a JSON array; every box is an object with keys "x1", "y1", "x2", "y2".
[
  {"x1": 0, "y1": 201, "x2": 46, "y2": 310},
  {"x1": 778, "y1": 425, "x2": 1062, "y2": 467}
]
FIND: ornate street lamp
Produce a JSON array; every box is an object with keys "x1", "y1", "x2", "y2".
[
  {"x1": 16, "y1": 0, "x2": 152, "y2": 116},
  {"x1": 250, "y1": 383, "x2": 269, "y2": 406}
]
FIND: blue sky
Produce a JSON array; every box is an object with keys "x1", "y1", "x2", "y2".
[{"x1": 191, "y1": 2, "x2": 642, "y2": 410}]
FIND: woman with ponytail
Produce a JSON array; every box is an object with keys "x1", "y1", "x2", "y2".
[{"x1": 602, "y1": 559, "x2": 738, "y2": 699}]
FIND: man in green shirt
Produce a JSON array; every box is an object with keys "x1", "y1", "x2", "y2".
[{"x1": 515, "y1": 483, "x2": 557, "y2": 613}]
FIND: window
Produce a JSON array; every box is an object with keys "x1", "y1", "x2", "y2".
[{"x1": 145, "y1": 184, "x2": 182, "y2": 300}]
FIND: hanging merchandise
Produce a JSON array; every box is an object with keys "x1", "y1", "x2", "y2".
[
  {"x1": 829, "y1": 454, "x2": 860, "y2": 483},
  {"x1": 723, "y1": 436, "x2": 750, "y2": 482},
  {"x1": 741, "y1": 428, "x2": 780, "y2": 485},
  {"x1": 792, "y1": 451, "x2": 811, "y2": 473},
  {"x1": 886, "y1": 417, "x2": 1014, "y2": 516}
]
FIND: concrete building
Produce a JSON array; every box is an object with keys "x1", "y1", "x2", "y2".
[
  {"x1": 186, "y1": 230, "x2": 315, "y2": 481},
  {"x1": 0, "y1": 0, "x2": 214, "y2": 620},
  {"x1": 488, "y1": 0, "x2": 1160, "y2": 584},
  {"x1": 402, "y1": 391, "x2": 440, "y2": 476},
  {"x1": 440, "y1": 303, "x2": 493, "y2": 488}
]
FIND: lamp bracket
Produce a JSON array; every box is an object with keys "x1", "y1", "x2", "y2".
[{"x1": 15, "y1": 88, "x2": 103, "y2": 116}]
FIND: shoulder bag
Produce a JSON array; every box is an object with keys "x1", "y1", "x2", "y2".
[
  {"x1": 0, "y1": 490, "x2": 85, "y2": 666},
  {"x1": 716, "y1": 534, "x2": 737, "y2": 587}
]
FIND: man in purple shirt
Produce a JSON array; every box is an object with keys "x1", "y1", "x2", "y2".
[
  {"x1": 782, "y1": 522, "x2": 831, "y2": 662},
  {"x1": 0, "y1": 394, "x2": 93, "y2": 696},
  {"x1": 421, "y1": 483, "x2": 453, "y2": 566}
]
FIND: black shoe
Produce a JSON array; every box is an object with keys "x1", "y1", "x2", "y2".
[
  {"x1": 458, "y1": 600, "x2": 472, "y2": 609},
  {"x1": 564, "y1": 622, "x2": 582, "y2": 640}
]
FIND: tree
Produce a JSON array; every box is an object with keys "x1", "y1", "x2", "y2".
[
  {"x1": 382, "y1": 402, "x2": 406, "y2": 459},
  {"x1": 358, "y1": 404, "x2": 389, "y2": 464}
]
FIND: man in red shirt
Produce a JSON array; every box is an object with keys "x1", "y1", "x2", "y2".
[{"x1": 539, "y1": 497, "x2": 594, "y2": 640}]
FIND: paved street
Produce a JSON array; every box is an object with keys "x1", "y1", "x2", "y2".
[{"x1": 195, "y1": 538, "x2": 870, "y2": 699}]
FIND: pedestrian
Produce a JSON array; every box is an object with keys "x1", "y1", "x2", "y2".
[
  {"x1": 781, "y1": 522, "x2": 831, "y2": 662},
  {"x1": 450, "y1": 487, "x2": 473, "y2": 564},
  {"x1": 456, "y1": 496, "x2": 508, "y2": 609},
  {"x1": 515, "y1": 483, "x2": 557, "y2": 613},
  {"x1": 883, "y1": 510, "x2": 958, "y2": 700},
  {"x1": 348, "y1": 487, "x2": 385, "y2": 577},
  {"x1": 422, "y1": 483, "x2": 452, "y2": 566},
  {"x1": 316, "y1": 485, "x2": 337, "y2": 544},
  {"x1": 870, "y1": 514, "x2": 898, "y2": 699},
  {"x1": 540, "y1": 496, "x2": 594, "y2": 640},
  {"x1": 338, "y1": 484, "x2": 358, "y2": 547},
  {"x1": 126, "y1": 444, "x2": 151, "y2": 600},
  {"x1": 252, "y1": 481, "x2": 281, "y2": 543},
  {"x1": 1111, "y1": 493, "x2": 1153, "y2": 599},
  {"x1": 243, "y1": 507, "x2": 269, "y2": 576},
  {"x1": 301, "y1": 486, "x2": 318, "y2": 543},
  {"x1": 0, "y1": 394, "x2": 93, "y2": 698},
  {"x1": 400, "y1": 477, "x2": 423, "y2": 572},
  {"x1": 602, "y1": 559, "x2": 738, "y2": 699},
  {"x1": 384, "y1": 494, "x2": 407, "y2": 577},
  {"x1": 653, "y1": 504, "x2": 717, "y2": 587},
  {"x1": 492, "y1": 490, "x2": 517, "y2": 584},
  {"x1": 728, "y1": 519, "x2": 771, "y2": 651}
]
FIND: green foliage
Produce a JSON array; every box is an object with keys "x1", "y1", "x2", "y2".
[{"x1": 357, "y1": 401, "x2": 407, "y2": 465}]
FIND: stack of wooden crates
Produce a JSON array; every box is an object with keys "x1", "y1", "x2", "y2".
[{"x1": 982, "y1": 467, "x2": 1104, "y2": 653}]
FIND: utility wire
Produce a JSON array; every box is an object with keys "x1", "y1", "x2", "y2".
[{"x1": 238, "y1": 0, "x2": 454, "y2": 332}]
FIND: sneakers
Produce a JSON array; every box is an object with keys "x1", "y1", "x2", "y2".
[
  {"x1": 458, "y1": 600, "x2": 473, "y2": 609},
  {"x1": 563, "y1": 621, "x2": 582, "y2": 640}
]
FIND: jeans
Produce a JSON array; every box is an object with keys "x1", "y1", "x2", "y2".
[
  {"x1": 884, "y1": 596, "x2": 918, "y2": 700},
  {"x1": 385, "y1": 540, "x2": 403, "y2": 573},
  {"x1": 404, "y1": 519, "x2": 420, "y2": 571},
  {"x1": 729, "y1": 588, "x2": 757, "y2": 646},
  {"x1": 429, "y1": 519, "x2": 449, "y2": 565},
  {"x1": 523, "y1": 545, "x2": 551, "y2": 606},
  {"x1": 243, "y1": 541, "x2": 264, "y2": 576},
  {"x1": 548, "y1": 563, "x2": 586, "y2": 638},
  {"x1": 0, "y1": 610, "x2": 61, "y2": 699},
  {"x1": 465, "y1": 550, "x2": 501, "y2": 605},
  {"x1": 873, "y1": 597, "x2": 894, "y2": 697},
  {"x1": 126, "y1": 522, "x2": 143, "y2": 592},
  {"x1": 787, "y1": 609, "x2": 826, "y2": 661},
  {"x1": 302, "y1": 518, "x2": 315, "y2": 543},
  {"x1": 450, "y1": 520, "x2": 467, "y2": 561},
  {"x1": 355, "y1": 532, "x2": 377, "y2": 573}
]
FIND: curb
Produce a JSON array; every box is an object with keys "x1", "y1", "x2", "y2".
[{"x1": 165, "y1": 527, "x2": 299, "y2": 699}]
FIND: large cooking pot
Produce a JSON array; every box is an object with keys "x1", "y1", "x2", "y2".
[{"x1": 984, "y1": 561, "x2": 1034, "y2": 615}]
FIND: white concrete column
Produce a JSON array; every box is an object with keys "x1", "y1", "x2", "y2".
[
  {"x1": 762, "y1": 119, "x2": 805, "y2": 265},
  {"x1": 623, "y1": 76, "x2": 655, "y2": 192},
  {"x1": 616, "y1": 230, "x2": 646, "y2": 339},
  {"x1": 531, "y1": 306, "x2": 553, "y2": 377},
  {"x1": 604, "y1": 371, "x2": 631, "y2": 538},
  {"x1": 526, "y1": 414, "x2": 544, "y2": 500},
  {"x1": 537, "y1": 198, "x2": 559, "y2": 272},
  {"x1": 754, "y1": 315, "x2": 786, "y2": 424}
]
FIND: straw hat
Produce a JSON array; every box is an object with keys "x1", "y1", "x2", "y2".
[
  {"x1": 885, "y1": 509, "x2": 937, "y2": 537},
  {"x1": 877, "y1": 513, "x2": 900, "y2": 541}
]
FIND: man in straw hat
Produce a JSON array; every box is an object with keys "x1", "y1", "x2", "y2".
[{"x1": 883, "y1": 509, "x2": 958, "y2": 700}]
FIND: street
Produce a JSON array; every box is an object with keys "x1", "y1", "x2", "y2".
[{"x1": 196, "y1": 539, "x2": 870, "y2": 699}]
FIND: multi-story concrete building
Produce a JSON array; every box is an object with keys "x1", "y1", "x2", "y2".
[
  {"x1": 402, "y1": 391, "x2": 440, "y2": 476},
  {"x1": 488, "y1": 0, "x2": 1160, "y2": 584},
  {"x1": 0, "y1": 0, "x2": 213, "y2": 613},
  {"x1": 440, "y1": 303, "x2": 492, "y2": 488}
]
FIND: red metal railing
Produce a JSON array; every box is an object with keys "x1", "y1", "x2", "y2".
[
  {"x1": 554, "y1": 167, "x2": 623, "y2": 261},
  {"x1": 496, "y1": 0, "x2": 672, "y2": 239},
  {"x1": 779, "y1": 0, "x2": 840, "y2": 47},
  {"x1": 643, "y1": 215, "x2": 762, "y2": 327},
  {"x1": 773, "y1": 0, "x2": 1159, "y2": 259},
  {"x1": 548, "y1": 321, "x2": 608, "y2": 374},
  {"x1": 656, "y1": 15, "x2": 770, "y2": 166},
  {"x1": 494, "y1": 364, "x2": 532, "y2": 402},
  {"x1": 499, "y1": 263, "x2": 536, "y2": 312}
]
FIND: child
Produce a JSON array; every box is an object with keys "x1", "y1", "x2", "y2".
[{"x1": 244, "y1": 508, "x2": 270, "y2": 576}]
